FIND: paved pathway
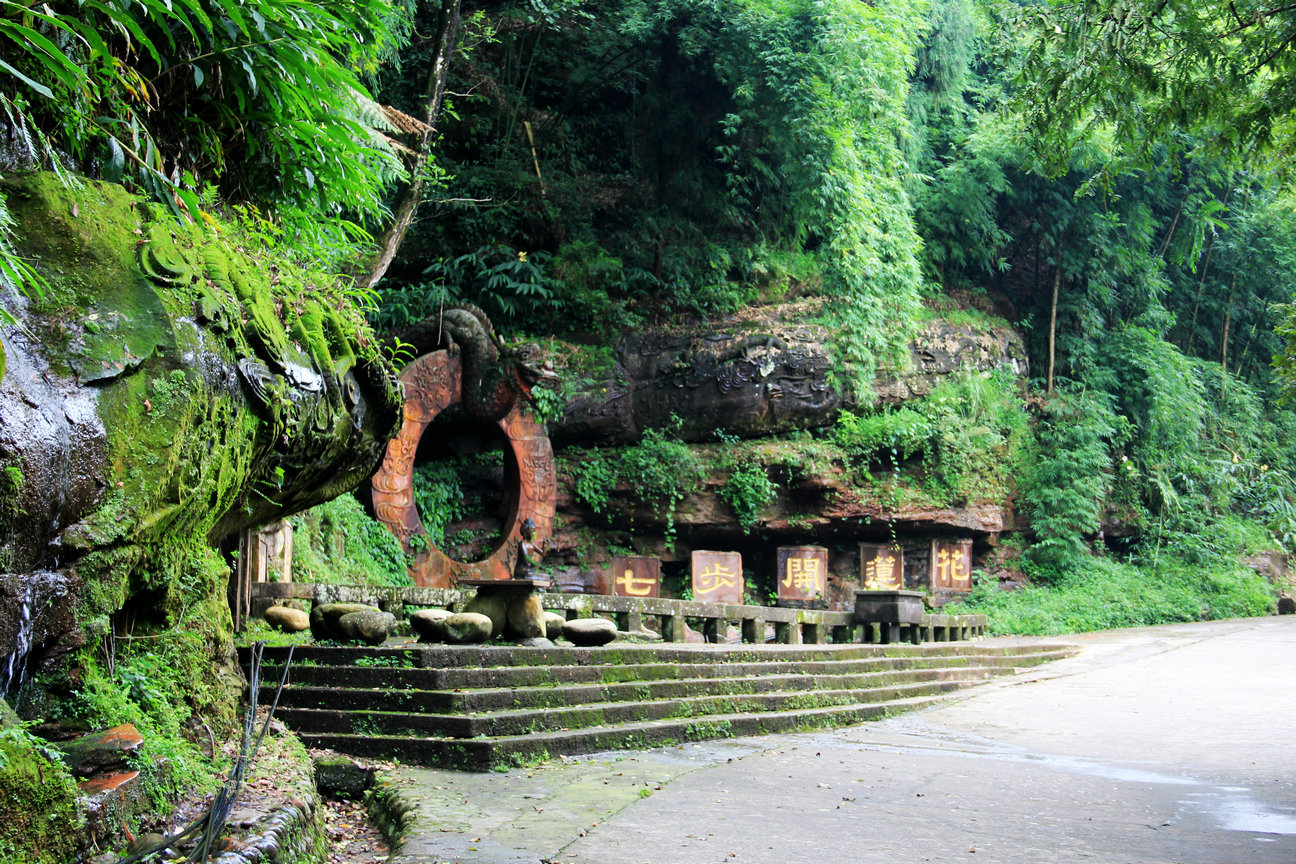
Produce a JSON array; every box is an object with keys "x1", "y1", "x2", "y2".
[{"x1": 384, "y1": 616, "x2": 1296, "y2": 864}]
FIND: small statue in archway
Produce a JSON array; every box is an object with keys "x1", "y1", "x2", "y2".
[{"x1": 514, "y1": 517, "x2": 543, "y2": 581}]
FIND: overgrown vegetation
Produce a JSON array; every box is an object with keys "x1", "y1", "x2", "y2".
[
  {"x1": 835, "y1": 368, "x2": 1029, "y2": 506},
  {"x1": 288, "y1": 495, "x2": 412, "y2": 587},
  {"x1": 0, "y1": 725, "x2": 80, "y2": 864},
  {"x1": 374, "y1": 0, "x2": 930, "y2": 392},
  {"x1": 948, "y1": 518, "x2": 1276, "y2": 635},
  {"x1": 715, "y1": 438, "x2": 779, "y2": 534},
  {"x1": 572, "y1": 427, "x2": 702, "y2": 548}
]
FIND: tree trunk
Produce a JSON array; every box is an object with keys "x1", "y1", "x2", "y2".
[
  {"x1": 353, "y1": 0, "x2": 463, "y2": 294},
  {"x1": 1222, "y1": 274, "x2": 1237, "y2": 375},
  {"x1": 1047, "y1": 267, "x2": 1060, "y2": 395}
]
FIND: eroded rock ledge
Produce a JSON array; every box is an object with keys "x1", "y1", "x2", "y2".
[{"x1": 552, "y1": 304, "x2": 1027, "y2": 445}]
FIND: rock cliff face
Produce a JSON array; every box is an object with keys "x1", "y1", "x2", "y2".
[
  {"x1": 552, "y1": 303, "x2": 1027, "y2": 445},
  {"x1": 535, "y1": 306, "x2": 1028, "y2": 606},
  {"x1": 0, "y1": 174, "x2": 401, "y2": 714}
]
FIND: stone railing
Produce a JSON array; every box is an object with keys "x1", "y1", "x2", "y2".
[{"x1": 249, "y1": 583, "x2": 987, "y2": 645}]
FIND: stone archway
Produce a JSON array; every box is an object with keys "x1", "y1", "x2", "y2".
[{"x1": 369, "y1": 350, "x2": 556, "y2": 587}]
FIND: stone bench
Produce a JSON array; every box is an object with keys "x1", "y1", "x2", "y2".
[{"x1": 249, "y1": 583, "x2": 988, "y2": 645}]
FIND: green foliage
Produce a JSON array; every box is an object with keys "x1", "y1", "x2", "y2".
[
  {"x1": 380, "y1": 0, "x2": 930, "y2": 384},
  {"x1": 288, "y1": 494, "x2": 412, "y2": 587},
  {"x1": 572, "y1": 455, "x2": 616, "y2": 517},
  {"x1": 573, "y1": 427, "x2": 700, "y2": 547},
  {"x1": 834, "y1": 406, "x2": 932, "y2": 465},
  {"x1": 410, "y1": 460, "x2": 462, "y2": 549},
  {"x1": 719, "y1": 462, "x2": 777, "y2": 534},
  {"x1": 410, "y1": 453, "x2": 508, "y2": 557},
  {"x1": 835, "y1": 368, "x2": 1028, "y2": 504},
  {"x1": 950, "y1": 515, "x2": 1276, "y2": 635},
  {"x1": 54, "y1": 633, "x2": 227, "y2": 810},
  {"x1": 1020, "y1": 387, "x2": 1119, "y2": 570},
  {"x1": 616, "y1": 427, "x2": 700, "y2": 516},
  {"x1": 0, "y1": 0, "x2": 408, "y2": 243},
  {"x1": 1014, "y1": 0, "x2": 1296, "y2": 174},
  {"x1": 421, "y1": 244, "x2": 561, "y2": 329},
  {"x1": 713, "y1": 432, "x2": 778, "y2": 534}
]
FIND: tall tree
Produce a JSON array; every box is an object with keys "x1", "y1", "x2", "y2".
[{"x1": 354, "y1": 0, "x2": 464, "y2": 294}]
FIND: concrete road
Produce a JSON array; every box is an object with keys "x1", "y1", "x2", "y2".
[{"x1": 386, "y1": 616, "x2": 1296, "y2": 864}]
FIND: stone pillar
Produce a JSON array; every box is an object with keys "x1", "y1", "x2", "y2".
[
  {"x1": 610, "y1": 556, "x2": 660, "y2": 598},
  {"x1": 776, "y1": 546, "x2": 827, "y2": 603},
  {"x1": 691, "y1": 551, "x2": 742, "y2": 605}
]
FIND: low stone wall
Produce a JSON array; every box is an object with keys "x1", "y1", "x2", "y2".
[
  {"x1": 251, "y1": 583, "x2": 987, "y2": 644},
  {"x1": 210, "y1": 795, "x2": 324, "y2": 864}
]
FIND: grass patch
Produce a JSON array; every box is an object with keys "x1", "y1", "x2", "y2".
[{"x1": 948, "y1": 553, "x2": 1276, "y2": 636}]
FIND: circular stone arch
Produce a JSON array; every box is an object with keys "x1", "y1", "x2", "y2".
[{"x1": 369, "y1": 350, "x2": 556, "y2": 588}]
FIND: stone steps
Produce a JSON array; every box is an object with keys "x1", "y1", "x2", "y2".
[
  {"x1": 275, "y1": 675, "x2": 1000, "y2": 739},
  {"x1": 268, "y1": 663, "x2": 1016, "y2": 713},
  {"x1": 289, "y1": 697, "x2": 953, "y2": 772},
  {"x1": 264, "y1": 645, "x2": 1071, "y2": 688},
  {"x1": 242, "y1": 639, "x2": 1075, "y2": 771}
]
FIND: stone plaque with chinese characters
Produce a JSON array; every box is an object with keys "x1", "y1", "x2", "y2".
[
  {"x1": 776, "y1": 546, "x2": 827, "y2": 602},
  {"x1": 691, "y1": 551, "x2": 743, "y2": 604},
  {"x1": 610, "y1": 556, "x2": 661, "y2": 598},
  {"x1": 930, "y1": 539, "x2": 973, "y2": 592},
  {"x1": 859, "y1": 543, "x2": 904, "y2": 591}
]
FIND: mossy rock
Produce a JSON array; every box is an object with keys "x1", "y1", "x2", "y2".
[
  {"x1": 0, "y1": 736, "x2": 82, "y2": 864},
  {"x1": 0, "y1": 171, "x2": 406, "y2": 845}
]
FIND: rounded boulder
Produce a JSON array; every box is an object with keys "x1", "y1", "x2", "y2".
[
  {"x1": 264, "y1": 605, "x2": 310, "y2": 633},
  {"x1": 336, "y1": 610, "x2": 397, "y2": 646},
  {"x1": 310, "y1": 602, "x2": 380, "y2": 640},
  {"x1": 563, "y1": 616, "x2": 618, "y2": 647},
  {"x1": 543, "y1": 611, "x2": 567, "y2": 641},
  {"x1": 410, "y1": 608, "x2": 454, "y2": 643},
  {"x1": 464, "y1": 593, "x2": 508, "y2": 640},
  {"x1": 442, "y1": 612, "x2": 494, "y2": 644}
]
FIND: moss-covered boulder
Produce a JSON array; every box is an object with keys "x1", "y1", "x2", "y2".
[{"x1": 0, "y1": 173, "x2": 401, "y2": 761}]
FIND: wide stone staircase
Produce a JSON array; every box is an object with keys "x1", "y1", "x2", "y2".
[{"x1": 241, "y1": 639, "x2": 1076, "y2": 771}]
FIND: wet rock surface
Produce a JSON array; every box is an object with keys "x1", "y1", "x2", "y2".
[{"x1": 57, "y1": 723, "x2": 143, "y2": 777}]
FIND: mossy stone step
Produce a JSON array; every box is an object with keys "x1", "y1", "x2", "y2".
[
  {"x1": 242, "y1": 639, "x2": 1078, "y2": 771},
  {"x1": 265, "y1": 663, "x2": 1011, "y2": 714},
  {"x1": 275, "y1": 676, "x2": 991, "y2": 739},
  {"x1": 257, "y1": 647, "x2": 1071, "y2": 693},
  {"x1": 243, "y1": 640, "x2": 1075, "y2": 670},
  {"x1": 294, "y1": 695, "x2": 952, "y2": 771}
]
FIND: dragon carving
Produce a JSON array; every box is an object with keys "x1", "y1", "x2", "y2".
[{"x1": 389, "y1": 304, "x2": 554, "y2": 420}]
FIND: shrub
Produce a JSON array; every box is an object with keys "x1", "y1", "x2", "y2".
[
  {"x1": 719, "y1": 461, "x2": 778, "y2": 534},
  {"x1": 1020, "y1": 386, "x2": 1119, "y2": 570},
  {"x1": 949, "y1": 546, "x2": 1274, "y2": 636},
  {"x1": 572, "y1": 427, "x2": 701, "y2": 547}
]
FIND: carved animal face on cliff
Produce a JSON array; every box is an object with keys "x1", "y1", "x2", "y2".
[{"x1": 509, "y1": 343, "x2": 558, "y2": 402}]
